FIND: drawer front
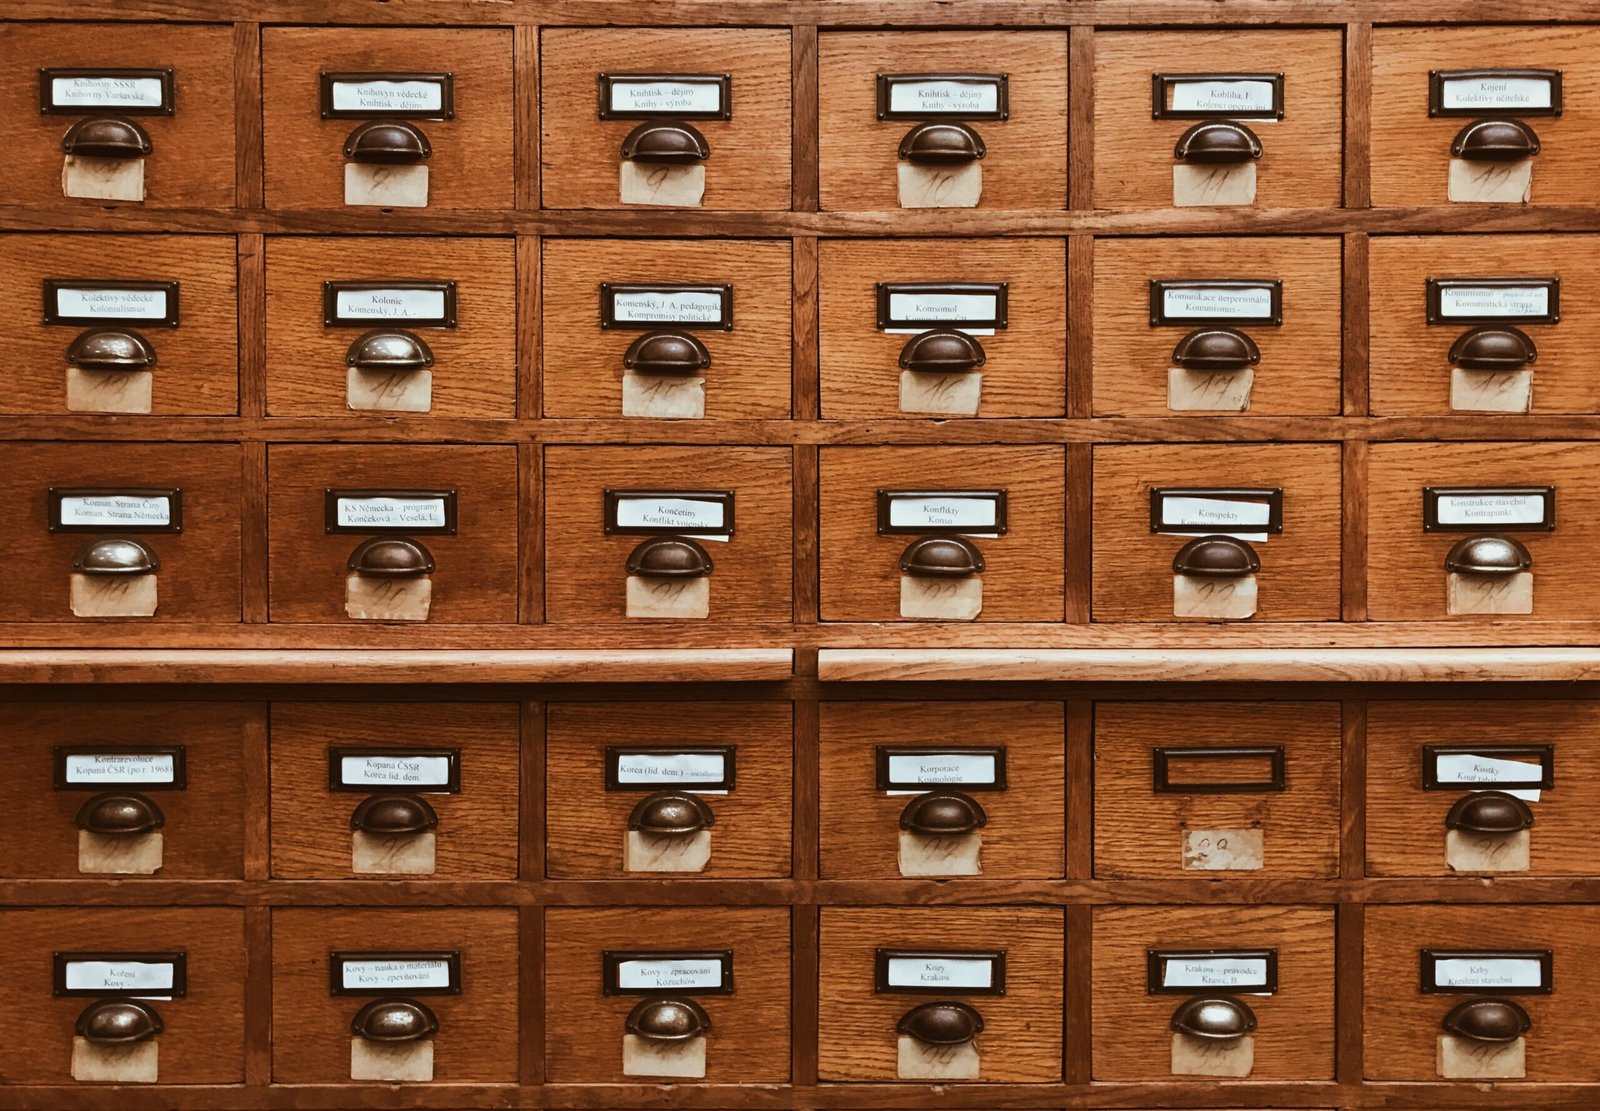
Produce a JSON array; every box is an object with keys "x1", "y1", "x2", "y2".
[
  {"x1": 541, "y1": 238, "x2": 792, "y2": 419},
  {"x1": 0, "y1": 908, "x2": 245, "y2": 1084},
  {"x1": 817, "y1": 31, "x2": 1068, "y2": 211},
  {"x1": 265, "y1": 237, "x2": 517, "y2": 418},
  {"x1": 266, "y1": 444, "x2": 519, "y2": 623},
  {"x1": 271, "y1": 908, "x2": 519, "y2": 1083},
  {"x1": 1092, "y1": 444, "x2": 1343, "y2": 622},
  {"x1": 270, "y1": 702, "x2": 519, "y2": 880},
  {"x1": 0, "y1": 234, "x2": 237, "y2": 417},
  {"x1": 262, "y1": 27, "x2": 514, "y2": 210},
  {"x1": 819, "y1": 701, "x2": 1065, "y2": 879},
  {"x1": 546, "y1": 700, "x2": 792, "y2": 879},
  {"x1": 0, "y1": 441, "x2": 242, "y2": 622},
  {"x1": 544, "y1": 907, "x2": 791, "y2": 1083},
  {"x1": 1367, "y1": 442, "x2": 1600, "y2": 621},
  {"x1": 1092, "y1": 237, "x2": 1343, "y2": 417},
  {"x1": 818, "y1": 906, "x2": 1064, "y2": 1081},
  {"x1": 818, "y1": 238, "x2": 1067, "y2": 419},
  {"x1": 1093, "y1": 701, "x2": 1341, "y2": 879},
  {"x1": 1369, "y1": 235, "x2": 1600, "y2": 415},
  {"x1": 1093, "y1": 30, "x2": 1343, "y2": 210},
  {"x1": 1092, "y1": 905, "x2": 1335, "y2": 1081},
  {"x1": 543, "y1": 446, "x2": 793, "y2": 623},
  {"x1": 818, "y1": 445, "x2": 1066, "y2": 622},
  {"x1": 540, "y1": 28, "x2": 792, "y2": 211},
  {"x1": 1368, "y1": 700, "x2": 1599, "y2": 877},
  {"x1": 1373, "y1": 26, "x2": 1600, "y2": 207},
  {"x1": 1364, "y1": 905, "x2": 1600, "y2": 1081},
  {"x1": 0, "y1": 23, "x2": 235, "y2": 208}
]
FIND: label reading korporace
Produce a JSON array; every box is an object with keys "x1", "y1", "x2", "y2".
[
  {"x1": 340, "y1": 753, "x2": 453, "y2": 788},
  {"x1": 49, "y1": 74, "x2": 165, "y2": 110},
  {"x1": 64, "y1": 959, "x2": 175, "y2": 994},
  {"x1": 1433, "y1": 956, "x2": 1544, "y2": 991},
  {"x1": 608, "y1": 78, "x2": 724, "y2": 116},
  {"x1": 885, "y1": 955, "x2": 995, "y2": 991},
  {"x1": 615, "y1": 957, "x2": 724, "y2": 992},
  {"x1": 1431, "y1": 491, "x2": 1549, "y2": 529},
  {"x1": 615, "y1": 751, "x2": 727, "y2": 786},
  {"x1": 887, "y1": 751, "x2": 997, "y2": 786},
  {"x1": 57, "y1": 493, "x2": 171, "y2": 529},
  {"x1": 1169, "y1": 79, "x2": 1278, "y2": 116},
  {"x1": 340, "y1": 958, "x2": 453, "y2": 992},
  {"x1": 1162, "y1": 955, "x2": 1271, "y2": 990},
  {"x1": 330, "y1": 79, "x2": 445, "y2": 115},
  {"x1": 64, "y1": 752, "x2": 176, "y2": 785},
  {"x1": 335, "y1": 495, "x2": 449, "y2": 531}
]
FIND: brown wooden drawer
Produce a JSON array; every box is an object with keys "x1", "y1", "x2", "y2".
[
  {"x1": 0, "y1": 23, "x2": 235, "y2": 208},
  {"x1": 264, "y1": 236, "x2": 517, "y2": 418},
  {"x1": 818, "y1": 238, "x2": 1066, "y2": 419},
  {"x1": 818, "y1": 446, "x2": 1066, "y2": 622},
  {"x1": 1093, "y1": 31, "x2": 1343, "y2": 210},
  {"x1": 1093, "y1": 701, "x2": 1341, "y2": 879},
  {"x1": 817, "y1": 31, "x2": 1068, "y2": 211},
  {"x1": 544, "y1": 907, "x2": 790, "y2": 1083},
  {"x1": 543, "y1": 446, "x2": 793, "y2": 623},
  {"x1": 271, "y1": 908, "x2": 519, "y2": 1083},
  {"x1": 1368, "y1": 700, "x2": 1600, "y2": 877},
  {"x1": 1365, "y1": 905, "x2": 1600, "y2": 1081},
  {"x1": 546, "y1": 700, "x2": 792, "y2": 879},
  {"x1": 266, "y1": 444, "x2": 519, "y2": 624},
  {"x1": 1092, "y1": 905, "x2": 1335, "y2": 1081},
  {"x1": 540, "y1": 28, "x2": 792, "y2": 211},
  {"x1": 818, "y1": 701, "x2": 1064, "y2": 879},
  {"x1": 269, "y1": 702, "x2": 519, "y2": 880},
  {"x1": 0, "y1": 234, "x2": 237, "y2": 417},
  {"x1": 541, "y1": 238, "x2": 792, "y2": 419},
  {"x1": 1092, "y1": 444, "x2": 1343, "y2": 622},
  {"x1": 262, "y1": 27, "x2": 514, "y2": 211},
  {"x1": 0, "y1": 908, "x2": 245, "y2": 1084},
  {"x1": 0, "y1": 442, "x2": 242, "y2": 622},
  {"x1": 818, "y1": 907, "x2": 1063, "y2": 1081},
  {"x1": 1367, "y1": 442, "x2": 1600, "y2": 621},
  {"x1": 1091, "y1": 237, "x2": 1343, "y2": 417},
  {"x1": 1369, "y1": 235, "x2": 1600, "y2": 415},
  {"x1": 1373, "y1": 27, "x2": 1600, "y2": 207}
]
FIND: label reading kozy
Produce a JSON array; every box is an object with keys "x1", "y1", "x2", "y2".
[
  {"x1": 58, "y1": 493, "x2": 171, "y2": 528},
  {"x1": 885, "y1": 954, "x2": 995, "y2": 990},
  {"x1": 64, "y1": 752, "x2": 176, "y2": 785}
]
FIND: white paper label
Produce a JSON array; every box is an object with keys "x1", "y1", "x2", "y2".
[
  {"x1": 1162, "y1": 285, "x2": 1275, "y2": 321},
  {"x1": 65, "y1": 960, "x2": 174, "y2": 993},
  {"x1": 1440, "y1": 75, "x2": 1554, "y2": 113},
  {"x1": 1162, "y1": 956, "x2": 1270, "y2": 990},
  {"x1": 340, "y1": 958, "x2": 453, "y2": 992},
  {"x1": 887, "y1": 292, "x2": 997, "y2": 325},
  {"x1": 885, "y1": 955, "x2": 994, "y2": 990},
  {"x1": 1169, "y1": 79, "x2": 1277, "y2": 115},
  {"x1": 888, "y1": 80, "x2": 1001, "y2": 116},
  {"x1": 1433, "y1": 956, "x2": 1544, "y2": 990},
  {"x1": 1433, "y1": 492, "x2": 1547, "y2": 528},
  {"x1": 886, "y1": 496, "x2": 998, "y2": 532},
  {"x1": 331, "y1": 79, "x2": 445, "y2": 115},
  {"x1": 886, "y1": 752, "x2": 997, "y2": 786},
  {"x1": 1159, "y1": 496, "x2": 1272, "y2": 533},
  {"x1": 335, "y1": 496, "x2": 448, "y2": 531},
  {"x1": 51, "y1": 75, "x2": 165, "y2": 110},
  {"x1": 1434, "y1": 752, "x2": 1544, "y2": 801},
  {"x1": 609, "y1": 289, "x2": 725, "y2": 325},
  {"x1": 64, "y1": 753, "x2": 176, "y2": 785},
  {"x1": 54, "y1": 287, "x2": 168, "y2": 321},
  {"x1": 615, "y1": 958, "x2": 724, "y2": 991},
  {"x1": 58, "y1": 494, "x2": 171, "y2": 528},
  {"x1": 340, "y1": 754, "x2": 452, "y2": 788},
  {"x1": 615, "y1": 752, "x2": 727, "y2": 785},
  {"x1": 1437, "y1": 284, "x2": 1551, "y2": 319},
  {"x1": 614, "y1": 496, "x2": 727, "y2": 533},
  {"x1": 609, "y1": 79, "x2": 724, "y2": 116},
  {"x1": 333, "y1": 288, "x2": 446, "y2": 323}
]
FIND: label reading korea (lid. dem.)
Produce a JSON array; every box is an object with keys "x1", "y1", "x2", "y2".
[
  {"x1": 598, "y1": 74, "x2": 732, "y2": 121},
  {"x1": 1423, "y1": 487, "x2": 1555, "y2": 532},
  {"x1": 604, "y1": 950, "x2": 733, "y2": 994},
  {"x1": 1430, "y1": 69, "x2": 1562, "y2": 117},
  {"x1": 54, "y1": 746, "x2": 186, "y2": 790},
  {"x1": 328, "y1": 747, "x2": 461, "y2": 793},
  {"x1": 1148, "y1": 949, "x2": 1278, "y2": 994},
  {"x1": 1152, "y1": 73, "x2": 1285, "y2": 120},
  {"x1": 875, "y1": 746, "x2": 1007, "y2": 791},
  {"x1": 319, "y1": 72, "x2": 454, "y2": 120},
  {"x1": 330, "y1": 952, "x2": 462, "y2": 995},
  {"x1": 49, "y1": 489, "x2": 182, "y2": 534},
  {"x1": 875, "y1": 489, "x2": 1008, "y2": 536},
  {"x1": 324, "y1": 490, "x2": 458, "y2": 535},
  {"x1": 606, "y1": 746, "x2": 736, "y2": 791},
  {"x1": 40, "y1": 68, "x2": 174, "y2": 115},
  {"x1": 1422, "y1": 949, "x2": 1551, "y2": 994},
  {"x1": 875, "y1": 73, "x2": 1009, "y2": 121},
  {"x1": 875, "y1": 949, "x2": 1006, "y2": 995}
]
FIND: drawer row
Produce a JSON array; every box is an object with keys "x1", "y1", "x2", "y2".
[
  {"x1": 4, "y1": 23, "x2": 1595, "y2": 211},
  {"x1": 5, "y1": 698, "x2": 1583, "y2": 880},
  {"x1": 3, "y1": 440, "x2": 1590, "y2": 623}
]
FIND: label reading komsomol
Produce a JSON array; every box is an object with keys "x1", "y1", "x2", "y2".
[
  {"x1": 1439, "y1": 74, "x2": 1555, "y2": 113},
  {"x1": 330, "y1": 79, "x2": 445, "y2": 115},
  {"x1": 608, "y1": 79, "x2": 724, "y2": 116},
  {"x1": 64, "y1": 959, "x2": 175, "y2": 994},
  {"x1": 888, "y1": 292, "x2": 997, "y2": 325},
  {"x1": 335, "y1": 496, "x2": 450, "y2": 531},
  {"x1": 53, "y1": 286, "x2": 169, "y2": 322},
  {"x1": 1437, "y1": 284, "x2": 1551, "y2": 320},
  {"x1": 1162, "y1": 955, "x2": 1271, "y2": 990},
  {"x1": 340, "y1": 958, "x2": 453, "y2": 992},
  {"x1": 887, "y1": 79, "x2": 1002, "y2": 116},
  {"x1": 1434, "y1": 752, "x2": 1544, "y2": 801},
  {"x1": 1169, "y1": 79, "x2": 1278, "y2": 116},
  {"x1": 340, "y1": 753, "x2": 453, "y2": 788},
  {"x1": 885, "y1": 955, "x2": 994, "y2": 990},
  {"x1": 58, "y1": 494, "x2": 171, "y2": 528},
  {"x1": 886, "y1": 752, "x2": 997, "y2": 786},
  {"x1": 1433, "y1": 957, "x2": 1544, "y2": 991},
  {"x1": 334, "y1": 287, "x2": 447, "y2": 323},
  {"x1": 615, "y1": 752, "x2": 727, "y2": 785},
  {"x1": 64, "y1": 753, "x2": 176, "y2": 785},
  {"x1": 608, "y1": 289, "x2": 726, "y2": 326},
  {"x1": 615, "y1": 958, "x2": 724, "y2": 992},
  {"x1": 1161, "y1": 285, "x2": 1276, "y2": 321},
  {"x1": 1433, "y1": 492, "x2": 1547, "y2": 528},
  {"x1": 50, "y1": 74, "x2": 165, "y2": 110}
]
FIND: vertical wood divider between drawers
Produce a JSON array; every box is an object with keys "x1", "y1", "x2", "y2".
[
  {"x1": 518, "y1": 235, "x2": 542, "y2": 421},
  {"x1": 245, "y1": 905, "x2": 273, "y2": 1087},
  {"x1": 1343, "y1": 22, "x2": 1373, "y2": 210},
  {"x1": 520, "y1": 442, "x2": 545, "y2": 623},
  {"x1": 519, "y1": 905, "x2": 547, "y2": 1085},
  {"x1": 233, "y1": 22, "x2": 263, "y2": 209},
  {"x1": 1067, "y1": 26, "x2": 1094, "y2": 210},
  {"x1": 793, "y1": 232, "x2": 822, "y2": 626},
  {"x1": 792, "y1": 24, "x2": 820, "y2": 212},
  {"x1": 514, "y1": 24, "x2": 540, "y2": 210},
  {"x1": 1065, "y1": 702, "x2": 1094, "y2": 1082}
]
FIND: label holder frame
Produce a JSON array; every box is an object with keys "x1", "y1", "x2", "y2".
[
  {"x1": 602, "y1": 949, "x2": 734, "y2": 996},
  {"x1": 322, "y1": 280, "x2": 458, "y2": 329},
  {"x1": 874, "y1": 72, "x2": 1011, "y2": 121},
  {"x1": 1420, "y1": 948, "x2": 1553, "y2": 995},
  {"x1": 1149, "y1": 487, "x2": 1284, "y2": 536},
  {"x1": 597, "y1": 73, "x2": 733, "y2": 121},
  {"x1": 39, "y1": 67, "x2": 175, "y2": 116},
  {"x1": 48, "y1": 487, "x2": 183, "y2": 535},
  {"x1": 873, "y1": 948, "x2": 1008, "y2": 996},
  {"x1": 1148, "y1": 278, "x2": 1284, "y2": 327},
  {"x1": 874, "y1": 745, "x2": 1009, "y2": 792},
  {"x1": 1152, "y1": 745, "x2": 1286, "y2": 794},
  {"x1": 1422, "y1": 744, "x2": 1554, "y2": 791},
  {"x1": 327, "y1": 746, "x2": 463, "y2": 794},
  {"x1": 54, "y1": 744, "x2": 188, "y2": 791},
  {"x1": 602, "y1": 489, "x2": 735, "y2": 538},
  {"x1": 1146, "y1": 947, "x2": 1279, "y2": 995},
  {"x1": 43, "y1": 279, "x2": 180, "y2": 328},
  {"x1": 323, "y1": 488, "x2": 459, "y2": 536},
  {"x1": 875, "y1": 281, "x2": 1009, "y2": 331},
  {"x1": 604, "y1": 745, "x2": 737, "y2": 792},
  {"x1": 874, "y1": 489, "x2": 1009, "y2": 537},
  {"x1": 53, "y1": 951, "x2": 188, "y2": 998},
  {"x1": 1422, "y1": 486, "x2": 1555, "y2": 533},
  {"x1": 1428, "y1": 68, "x2": 1563, "y2": 119},
  {"x1": 329, "y1": 950, "x2": 463, "y2": 997},
  {"x1": 1425, "y1": 277, "x2": 1560, "y2": 326},
  {"x1": 318, "y1": 71, "x2": 456, "y2": 121},
  {"x1": 1151, "y1": 72, "x2": 1286, "y2": 121}
]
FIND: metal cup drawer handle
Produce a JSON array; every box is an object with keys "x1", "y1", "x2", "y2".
[
  {"x1": 1443, "y1": 997, "x2": 1532, "y2": 1043},
  {"x1": 347, "y1": 537, "x2": 436, "y2": 578},
  {"x1": 350, "y1": 794, "x2": 439, "y2": 836},
  {"x1": 626, "y1": 537, "x2": 713, "y2": 579},
  {"x1": 897, "y1": 1000, "x2": 984, "y2": 1046},
  {"x1": 71, "y1": 537, "x2": 160, "y2": 577},
  {"x1": 66, "y1": 329, "x2": 157, "y2": 373},
  {"x1": 626, "y1": 996, "x2": 710, "y2": 1041},
  {"x1": 899, "y1": 789, "x2": 987, "y2": 835},
  {"x1": 344, "y1": 120, "x2": 432, "y2": 165},
  {"x1": 61, "y1": 117, "x2": 152, "y2": 161},
  {"x1": 1449, "y1": 325, "x2": 1537, "y2": 372},
  {"x1": 900, "y1": 536, "x2": 984, "y2": 578},
  {"x1": 898, "y1": 121, "x2": 986, "y2": 165},
  {"x1": 1452, "y1": 119, "x2": 1540, "y2": 163},
  {"x1": 76, "y1": 791, "x2": 165, "y2": 836},
  {"x1": 1170, "y1": 327, "x2": 1260, "y2": 373},
  {"x1": 346, "y1": 330, "x2": 435, "y2": 374},
  {"x1": 1171, "y1": 995, "x2": 1257, "y2": 1040},
  {"x1": 624, "y1": 331, "x2": 711, "y2": 376},
  {"x1": 628, "y1": 790, "x2": 715, "y2": 837},
  {"x1": 899, "y1": 328, "x2": 986, "y2": 374},
  {"x1": 1445, "y1": 790, "x2": 1534, "y2": 834},
  {"x1": 1174, "y1": 120, "x2": 1262, "y2": 165},
  {"x1": 1444, "y1": 535, "x2": 1532, "y2": 576},
  {"x1": 1172, "y1": 535, "x2": 1260, "y2": 578},
  {"x1": 621, "y1": 121, "x2": 709, "y2": 165},
  {"x1": 76, "y1": 999, "x2": 163, "y2": 1045},
  {"x1": 351, "y1": 998, "x2": 439, "y2": 1042}
]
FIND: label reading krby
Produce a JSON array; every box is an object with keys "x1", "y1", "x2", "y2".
[{"x1": 1433, "y1": 956, "x2": 1544, "y2": 991}]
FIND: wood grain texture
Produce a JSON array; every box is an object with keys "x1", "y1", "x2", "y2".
[
  {"x1": 817, "y1": 238, "x2": 1067, "y2": 418},
  {"x1": 1093, "y1": 701, "x2": 1341, "y2": 879},
  {"x1": 261, "y1": 27, "x2": 515, "y2": 210},
  {"x1": 540, "y1": 28, "x2": 792, "y2": 211},
  {"x1": 817, "y1": 31, "x2": 1067, "y2": 211},
  {"x1": 541, "y1": 238, "x2": 793, "y2": 418},
  {"x1": 1091, "y1": 236, "x2": 1343, "y2": 416},
  {"x1": 545, "y1": 700, "x2": 793, "y2": 878},
  {"x1": 817, "y1": 906, "x2": 1064, "y2": 1081}
]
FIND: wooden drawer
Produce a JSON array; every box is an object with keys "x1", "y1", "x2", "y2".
[
  {"x1": 271, "y1": 908, "x2": 519, "y2": 1083},
  {"x1": 541, "y1": 238, "x2": 792, "y2": 419},
  {"x1": 543, "y1": 446, "x2": 793, "y2": 623},
  {"x1": 0, "y1": 234, "x2": 237, "y2": 417},
  {"x1": 1365, "y1": 905, "x2": 1600, "y2": 1081},
  {"x1": 269, "y1": 702, "x2": 519, "y2": 880},
  {"x1": 817, "y1": 31, "x2": 1068, "y2": 211},
  {"x1": 1092, "y1": 444, "x2": 1343, "y2": 622},
  {"x1": 0, "y1": 23, "x2": 235, "y2": 208},
  {"x1": 1368, "y1": 700, "x2": 1600, "y2": 877},
  {"x1": 0, "y1": 701, "x2": 254, "y2": 881},
  {"x1": 1373, "y1": 27, "x2": 1600, "y2": 207},
  {"x1": 546, "y1": 700, "x2": 792, "y2": 879},
  {"x1": 1093, "y1": 30, "x2": 1343, "y2": 210},
  {"x1": 262, "y1": 27, "x2": 514, "y2": 211},
  {"x1": 1093, "y1": 701, "x2": 1341, "y2": 879},
  {"x1": 264, "y1": 236, "x2": 517, "y2": 418},
  {"x1": 1369, "y1": 235, "x2": 1600, "y2": 415},
  {"x1": 818, "y1": 907, "x2": 1063, "y2": 1081},
  {"x1": 818, "y1": 446, "x2": 1066, "y2": 622},
  {"x1": 1091, "y1": 237, "x2": 1343, "y2": 417},
  {"x1": 266, "y1": 444, "x2": 519, "y2": 623},
  {"x1": 1092, "y1": 905, "x2": 1335, "y2": 1081},
  {"x1": 1367, "y1": 442, "x2": 1600, "y2": 621},
  {"x1": 544, "y1": 907, "x2": 790, "y2": 1083},
  {"x1": 0, "y1": 908, "x2": 245, "y2": 1084},
  {"x1": 818, "y1": 238, "x2": 1066, "y2": 419},
  {"x1": 0, "y1": 442, "x2": 241, "y2": 623},
  {"x1": 540, "y1": 28, "x2": 792, "y2": 211},
  {"x1": 818, "y1": 701, "x2": 1065, "y2": 879}
]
